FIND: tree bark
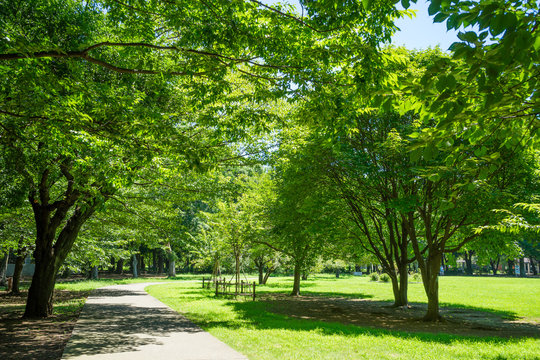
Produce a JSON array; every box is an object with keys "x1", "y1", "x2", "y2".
[
  {"x1": 291, "y1": 261, "x2": 301, "y2": 296},
  {"x1": 490, "y1": 256, "x2": 500, "y2": 275},
  {"x1": 132, "y1": 255, "x2": 138, "y2": 278},
  {"x1": 506, "y1": 259, "x2": 514, "y2": 275},
  {"x1": 423, "y1": 253, "x2": 442, "y2": 321},
  {"x1": 91, "y1": 265, "x2": 99, "y2": 280},
  {"x1": 168, "y1": 259, "x2": 175, "y2": 277},
  {"x1": 108, "y1": 257, "x2": 115, "y2": 273},
  {"x1": 530, "y1": 258, "x2": 537, "y2": 275},
  {"x1": 519, "y1": 257, "x2": 526, "y2": 277},
  {"x1": 157, "y1": 252, "x2": 164, "y2": 274},
  {"x1": 0, "y1": 253, "x2": 9, "y2": 287},
  {"x1": 258, "y1": 265, "x2": 264, "y2": 284},
  {"x1": 262, "y1": 265, "x2": 276, "y2": 285},
  {"x1": 25, "y1": 199, "x2": 97, "y2": 318},
  {"x1": 464, "y1": 250, "x2": 474, "y2": 275},
  {"x1": 390, "y1": 267, "x2": 409, "y2": 307},
  {"x1": 115, "y1": 258, "x2": 124, "y2": 274},
  {"x1": 11, "y1": 253, "x2": 25, "y2": 294},
  {"x1": 139, "y1": 253, "x2": 145, "y2": 273}
]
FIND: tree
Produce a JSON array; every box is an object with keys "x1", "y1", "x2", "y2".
[
  {"x1": 327, "y1": 112, "x2": 415, "y2": 307},
  {"x1": 267, "y1": 129, "x2": 346, "y2": 296}
]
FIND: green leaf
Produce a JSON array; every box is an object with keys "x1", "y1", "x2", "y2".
[{"x1": 428, "y1": 0, "x2": 442, "y2": 16}]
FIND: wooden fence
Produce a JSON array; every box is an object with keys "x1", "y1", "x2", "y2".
[{"x1": 202, "y1": 277, "x2": 256, "y2": 300}]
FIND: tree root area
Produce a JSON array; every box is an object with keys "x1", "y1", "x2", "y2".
[
  {"x1": 262, "y1": 294, "x2": 540, "y2": 338},
  {"x1": 0, "y1": 289, "x2": 89, "y2": 360}
]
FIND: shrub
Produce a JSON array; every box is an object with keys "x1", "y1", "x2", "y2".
[
  {"x1": 410, "y1": 273, "x2": 422, "y2": 282},
  {"x1": 379, "y1": 273, "x2": 390, "y2": 282},
  {"x1": 369, "y1": 273, "x2": 379, "y2": 281}
]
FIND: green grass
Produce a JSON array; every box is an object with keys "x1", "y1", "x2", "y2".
[
  {"x1": 248, "y1": 274, "x2": 540, "y2": 320},
  {"x1": 146, "y1": 275, "x2": 540, "y2": 360}
]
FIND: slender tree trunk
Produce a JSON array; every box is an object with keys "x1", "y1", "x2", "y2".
[
  {"x1": 263, "y1": 265, "x2": 275, "y2": 285},
  {"x1": 258, "y1": 265, "x2": 264, "y2": 284},
  {"x1": 0, "y1": 253, "x2": 9, "y2": 287},
  {"x1": 115, "y1": 259, "x2": 124, "y2": 274},
  {"x1": 506, "y1": 259, "x2": 514, "y2": 275},
  {"x1": 11, "y1": 253, "x2": 25, "y2": 294},
  {"x1": 132, "y1": 255, "x2": 138, "y2": 278},
  {"x1": 157, "y1": 252, "x2": 164, "y2": 274},
  {"x1": 91, "y1": 265, "x2": 99, "y2": 280},
  {"x1": 167, "y1": 259, "x2": 175, "y2": 277},
  {"x1": 423, "y1": 253, "x2": 442, "y2": 321},
  {"x1": 138, "y1": 254, "x2": 142, "y2": 274},
  {"x1": 152, "y1": 249, "x2": 157, "y2": 273},
  {"x1": 291, "y1": 261, "x2": 301, "y2": 296},
  {"x1": 519, "y1": 257, "x2": 526, "y2": 277},
  {"x1": 530, "y1": 258, "x2": 538, "y2": 275},
  {"x1": 464, "y1": 251, "x2": 473, "y2": 275},
  {"x1": 108, "y1": 257, "x2": 115, "y2": 273}
]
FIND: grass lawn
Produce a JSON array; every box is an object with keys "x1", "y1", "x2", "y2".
[{"x1": 147, "y1": 275, "x2": 540, "y2": 360}]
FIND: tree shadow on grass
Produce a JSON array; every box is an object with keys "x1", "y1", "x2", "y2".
[{"x1": 185, "y1": 294, "x2": 539, "y2": 344}]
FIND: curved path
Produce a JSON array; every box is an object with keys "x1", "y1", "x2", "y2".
[{"x1": 61, "y1": 282, "x2": 247, "y2": 360}]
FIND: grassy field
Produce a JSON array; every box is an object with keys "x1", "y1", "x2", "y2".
[{"x1": 147, "y1": 275, "x2": 540, "y2": 360}]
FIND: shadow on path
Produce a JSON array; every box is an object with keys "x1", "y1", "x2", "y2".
[{"x1": 62, "y1": 283, "x2": 246, "y2": 360}]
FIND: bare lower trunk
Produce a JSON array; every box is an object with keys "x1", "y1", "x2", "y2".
[
  {"x1": 24, "y1": 247, "x2": 58, "y2": 317},
  {"x1": 422, "y1": 254, "x2": 442, "y2": 321},
  {"x1": 291, "y1": 262, "x2": 301, "y2": 296},
  {"x1": 0, "y1": 253, "x2": 8, "y2": 286},
  {"x1": 168, "y1": 259, "x2": 176, "y2": 277},
  {"x1": 91, "y1": 266, "x2": 99, "y2": 280},
  {"x1": 115, "y1": 259, "x2": 124, "y2": 274},
  {"x1": 132, "y1": 255, "x2": 138, "y2": 278},
  {"x1": 258, "y1": 266, "x2": 264, "y2": 284},
  {"x1": 530, "y1": 258, "x2": 538, "y2": 275},
  {"x1": 11, "y1": 254, "x2": 25, "y2": 294},
  {"x1": 157, "y1": 252, "x2": 164, "y2": 274},
  {"x1": 519, "y1": 257, "x2": 526, "y2": 277},
  {"x1": 390, "y1": 268, "x2": 408, "y2": 307},
  {"x1": 262, "y1": 265, "x2": 275, "y2": 285}
]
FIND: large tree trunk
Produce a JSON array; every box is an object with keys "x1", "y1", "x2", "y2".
[
  {"x1": 24, "y1": 251, "x2": 57, "y2": 317},
  {"x1": 291, "y1": 261, "x2": 301, "y2": 296},
  {"x1": 11, "y1": 253, "x2": 25, "y2": 294}
]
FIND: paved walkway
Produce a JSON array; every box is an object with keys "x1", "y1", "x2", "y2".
[{"x1": 61, "y1": 283, "x2": 247, "y2": 360}]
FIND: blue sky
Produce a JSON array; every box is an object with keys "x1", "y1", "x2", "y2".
[
  {"x1": 264, "y1": 0, "x2": 460, "y2": 50},
  {"x1": 392, "y1": 0, "x2": 459, "y2": 50}
]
